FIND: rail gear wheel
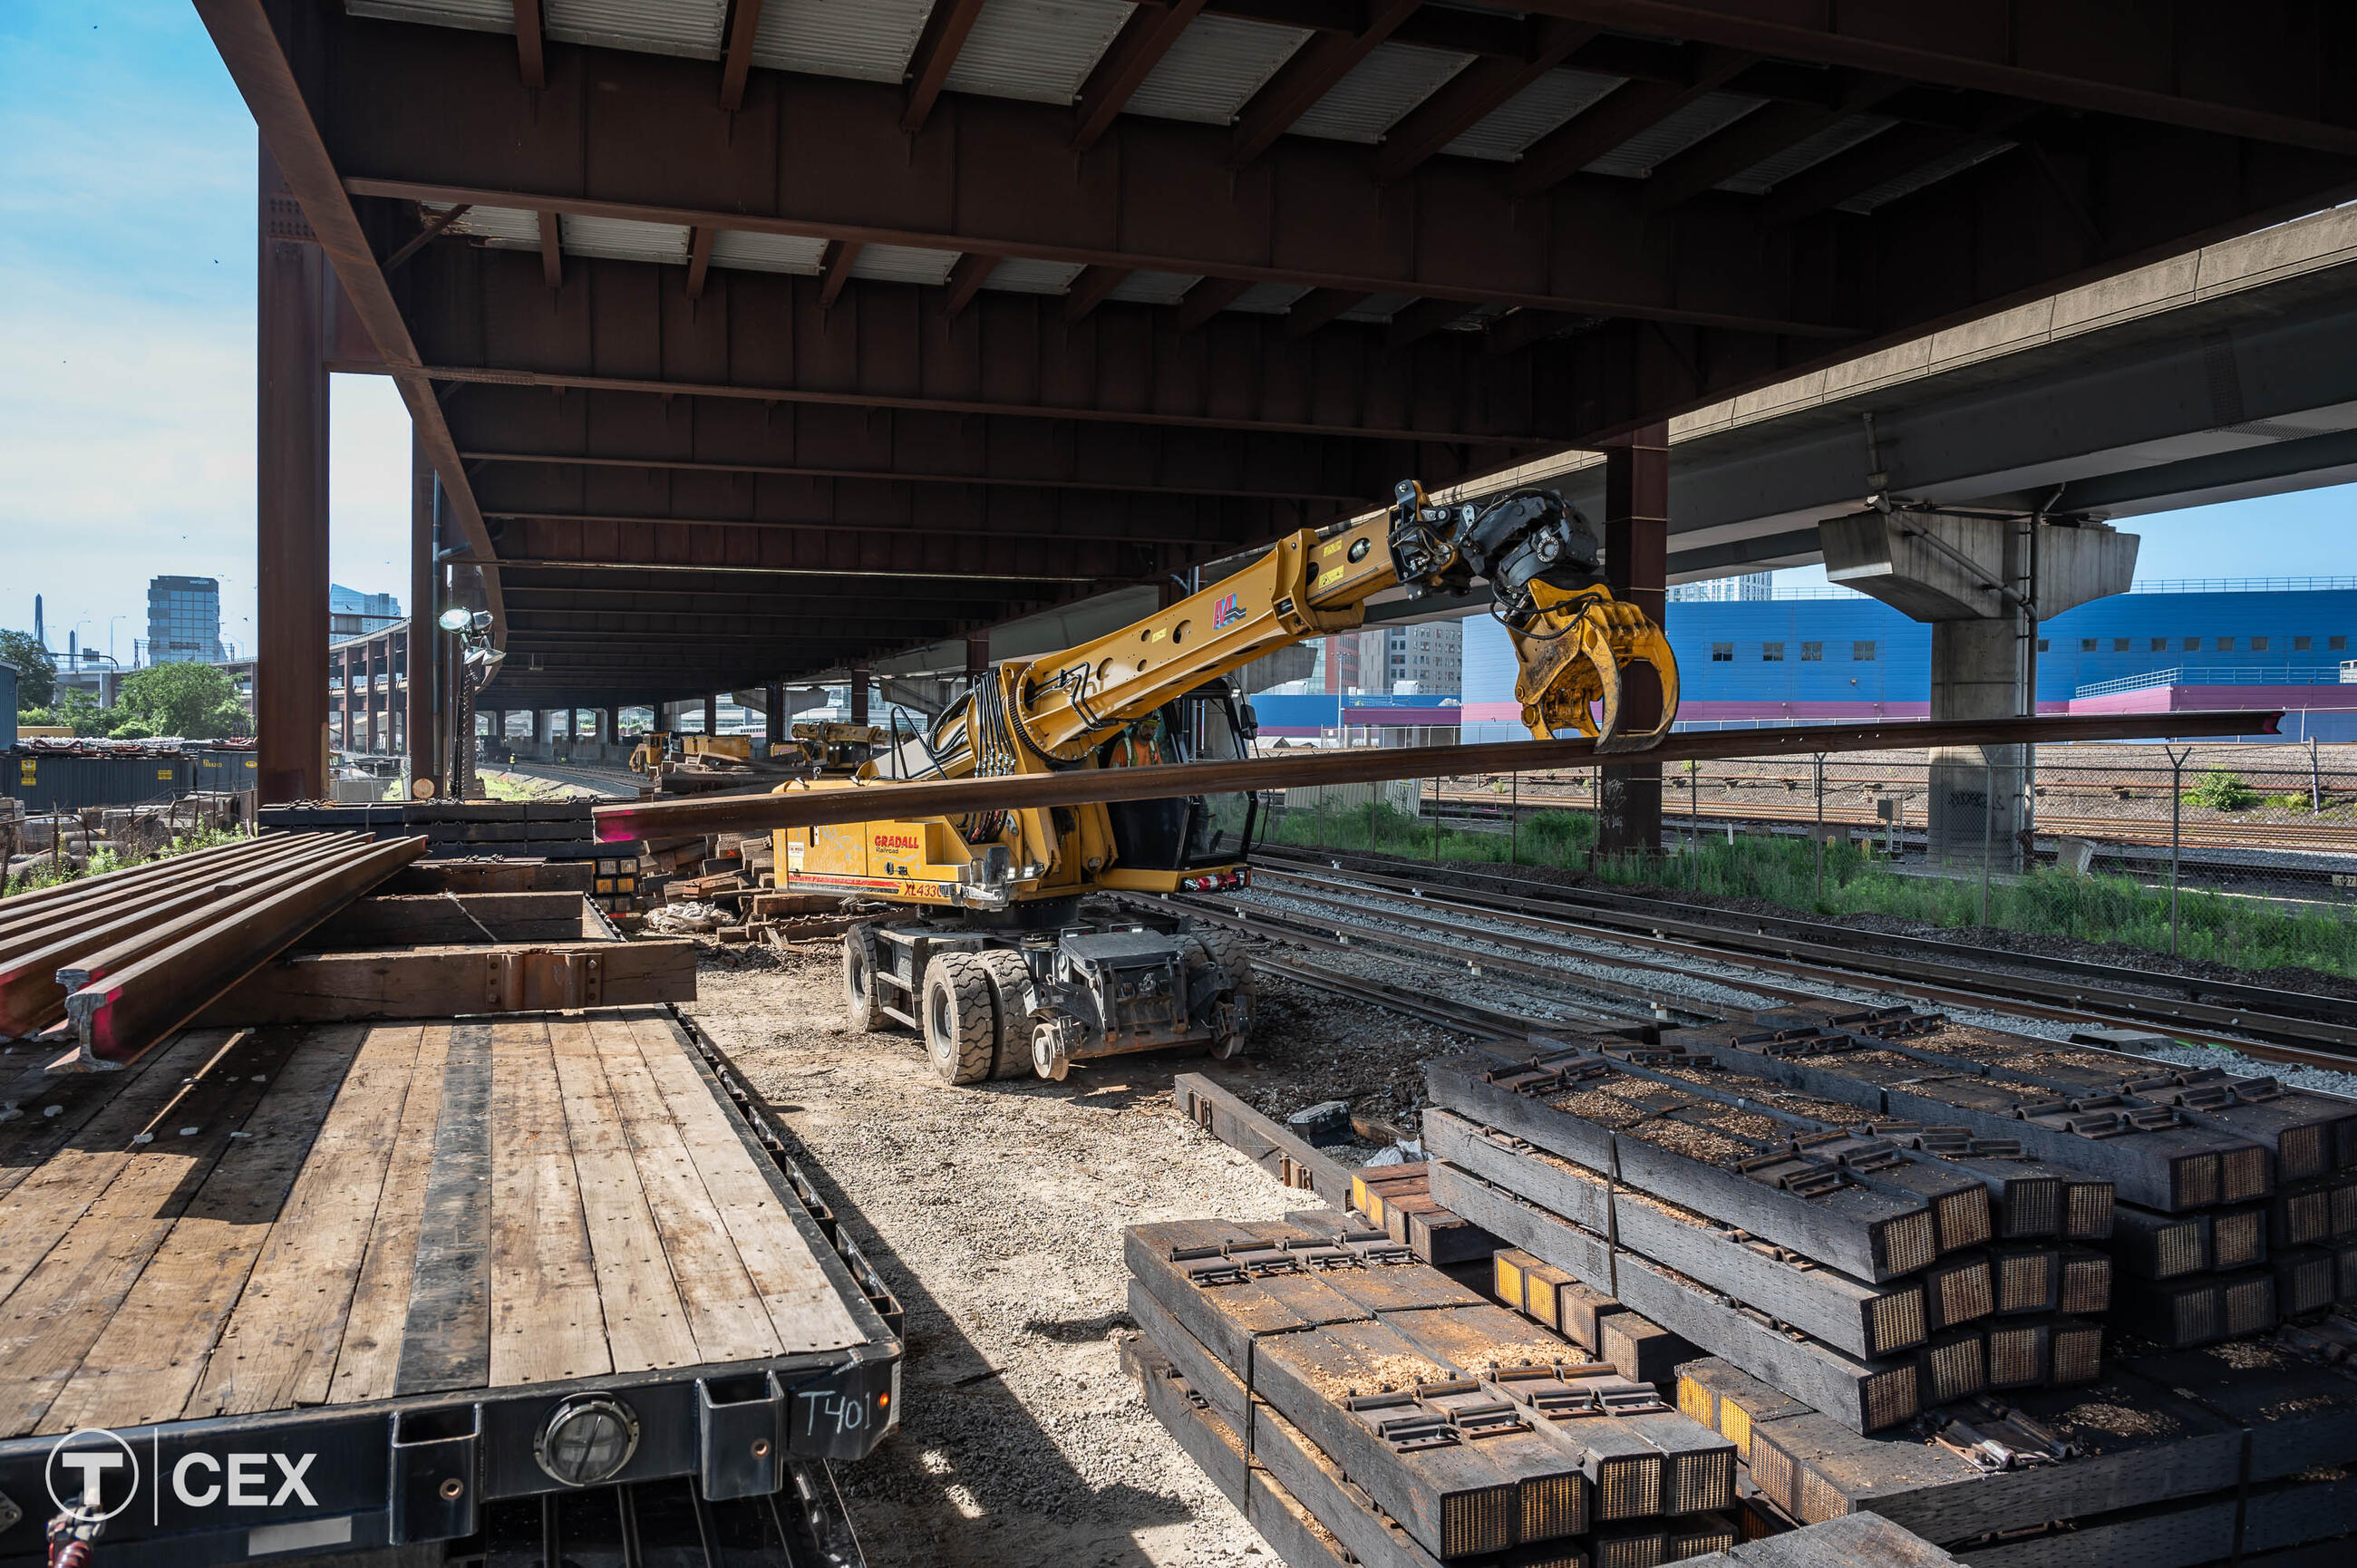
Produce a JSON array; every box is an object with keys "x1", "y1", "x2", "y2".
[
  {"x1": 840, "y1": 924, "x2": 885, "y2": 1032},
  {"x1": 972, "y1": 948, "x2": 1038, "y2": 1079},
  {"x1": 1193, "y1": 931, "x2": 1257, "y2": 1060},
  {"x1": 1031, "y1": 1013, "x2": 1082, "y2": 1082},
  {"x1": 923, "y1": 953, "x2": 997, "y2": 1086}
]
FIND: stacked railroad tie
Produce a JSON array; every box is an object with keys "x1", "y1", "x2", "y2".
[
  {"x1": 1407, "y1": 1002, "x2": 2357, "y2": 1568},
  {"x1": 258, "y1": 798, "x2": 605, "y2": 860},
  {"x1": 0, "y1": 829, "x2": 426, "y2": 1067},
  {"x1": 1123, "y1": 1214, "x2": 1745, "y2": 1566}
]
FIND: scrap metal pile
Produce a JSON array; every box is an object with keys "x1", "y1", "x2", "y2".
[{"x1": 0, "y1": 830, "x2": 424, "y2": 1068}]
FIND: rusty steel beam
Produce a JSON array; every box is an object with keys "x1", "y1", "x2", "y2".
[
  {"x1": 461, "y1": 449, "x2": 1374, "y2": 505},
  {"x1": 60, "y1": 835, "x2": 429, "y2": 1067},
  {"x1": 1073, "y1": 0, "x2": 1208, "y2": 152},
  {"x1": 477, "y1": 513, "x2": 1179, "y2": 580},
  {"x1": 320, "y1": 20, "x2": 1851, "y2": 339},
  {"x1": 1510, "y1": 49, "x2": 1754, "y2": 197},
  {"x1": 593, "y1": 711, "x2": 2286, "y2": 845},
  {"x1": 1229, "y1": 0, "x2": 1423, "y2": 167},
  {"x1": 435, "y1": 386, "x2": 1456, "y2": 502},
  {"x1": 717, "y1": 0, "x2": 762, "y2": 112},
  {"x1": 385, "y1": 248, "x2": 1618, "y2": 449},
  {"x1": 1514, "y1": 0, "x2": 2357, "y2": 157},
  {"x1": 193, "y1": 0, "x2": 504, "y2": 644},
  {"x1": 1374, "y1": 18, "x2": 1599, "y2": 184},
  {"x1": 509, "y1": 0, "x2": 543, "y2": 90},
  {"x1": 256, "y1": 172, "x2": 333, "y2": 805},
  {"x1": 904, "y1": 0, "x2": 985, "y2": 134},
  {"x1": 479, "y1": 505, "x2": 1286, "y2": 549}
]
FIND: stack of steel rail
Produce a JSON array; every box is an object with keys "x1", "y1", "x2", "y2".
[{"x1": 0, "y1": 829, "x2": 426, "y2": 1068}]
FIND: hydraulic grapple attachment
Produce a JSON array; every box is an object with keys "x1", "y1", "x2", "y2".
[{"x1": 1509, "y1": 581, "x2": 1682, "y2": 751}]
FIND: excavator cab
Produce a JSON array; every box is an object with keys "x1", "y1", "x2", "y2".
[{"x1": 1098, "y1": 682, "x2": 1259, "y2": 879}]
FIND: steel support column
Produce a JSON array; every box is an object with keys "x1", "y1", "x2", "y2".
[
  {"x1": 1599, "y1": 421, "x2": 1669, "y2": 859},
  {"x1": 850, "y1": 663, "x2": 870, "y2": 726},
  {"x1": 765, "y1": 682, "x2": 785, "y2": 745},
  {"x1": 703, "y1": 692, "x2": 719, "y2": 736},
  {"x1": 256, "y1": 151, "x2": 332, "y2": 805},
  {"x1": 407, "y1": 431, "x2": 440, "y2": 797}
]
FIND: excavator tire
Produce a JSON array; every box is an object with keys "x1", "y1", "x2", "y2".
[
  {"x1": 923, "y1": 952, "x2": 998, "y2": 1087},
  {"x1": 1195, "y1": 931, "x2": 1258, "y2": 1060},
  {"x1": 973, "y1": 949, "x2": 1038, "y2": 1079},
  {"x1": 841, "y1": 925, "x2": 886, "y2": 1033}
]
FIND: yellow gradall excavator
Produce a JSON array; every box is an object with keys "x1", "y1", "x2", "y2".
[{"x1": 779, "y1": 481, "x2": 1678, "y2": 1086}]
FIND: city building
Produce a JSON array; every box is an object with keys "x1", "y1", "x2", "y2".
[
  {"x1": 1461, "y1": 578, "x2": 2357, "y2": 740},
  {"x1": 1668, "y1": 573, "x2": 1774, "y2": 603},
  {"x1": 145, "y1": 575, "x2": 223, "y2": 664},
  {"x1": 330, "y1": 584, "x2": 403, "y2": 638},
  {"x1": 1316, "y1": 622, "x2": 1462, "y2": 696}
]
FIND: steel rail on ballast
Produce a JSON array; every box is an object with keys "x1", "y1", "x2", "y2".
[{"x1": 1248, "y1": 847, "x2": 2357, "y2": 1072}]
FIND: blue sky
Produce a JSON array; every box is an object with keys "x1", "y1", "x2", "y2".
[{"x1": 1, "y1": 3, "x2": 2352, "y2": 671}]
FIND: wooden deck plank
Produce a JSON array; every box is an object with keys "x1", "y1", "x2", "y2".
[
  {"x1": 325, "y1": 1024, "x2": 452, "y2": 1405},
  {"x1": 0, "y1": 1028, "x2": 335, "y2": 1437},
  {"x1": 589, "y1": 1015, "x2": 781, "y2": 1365},
  {"x1": 394, "y1": 1021, "x2": 496, "y2": 1396},
  {"x1": 40, "y1": 1029, "x2": 381, "y2": 1433},
  {"x1": 0, "y1": 1031, "x2": 247, "y2": 1295},
  {"x1": 548, "y1": 1017, "x2": 701, "y2": 1374},
  {"x1": 185, "y1": 1024, "x2": 419, "y2": 1417},
  {"x1": 487, "y1": 1019, "x2": 609, "y2": 1387},
  {"x1": 622, "y1": 1011, "x2": 865, "y2": 1354},
  {"x1": 0, "y1": 1034, "x2": 199, "y2": 1202}
]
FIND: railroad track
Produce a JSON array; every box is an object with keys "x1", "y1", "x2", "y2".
[
  {"x1": 1159, "y1": 847, "x2": 2357, "y2": 1076},
  {"x1": 1408, "y1": 787, "x2": 2357, "y2": 856}
]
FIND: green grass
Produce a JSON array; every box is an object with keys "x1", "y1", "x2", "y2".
[
  {"x1": 2, "y1": 823, "x2": 249, "y2": 898},
  {"x1": 1262, "y1": 802, "x2": 2357, "y2": 981},
  {"x1": 2182, "y1": 769, "x2": 2260, "y2": 811}
]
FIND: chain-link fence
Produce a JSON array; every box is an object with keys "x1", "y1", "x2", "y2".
[{"x1": 1256, "y1": 740, "x2": 2357, "y2": 980}]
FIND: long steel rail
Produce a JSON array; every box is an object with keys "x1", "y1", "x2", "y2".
[{"x1": 1236, "y1": 847, "x2": 2357, "y2": 1072}]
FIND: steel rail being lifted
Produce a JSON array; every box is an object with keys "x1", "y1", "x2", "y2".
[{"x1": 593, "y1": 711, "x2": 2284, "y2": 845}]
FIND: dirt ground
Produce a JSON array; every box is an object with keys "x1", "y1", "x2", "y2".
[{"x1": 682, "y1": 940, "x2": 1463, "y2": 1566}]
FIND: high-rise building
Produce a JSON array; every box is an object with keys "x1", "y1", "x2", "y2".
[
  {"x1": 330, "y1": 584, "x2": 403, "y2": 638},
  {"x1": 146, "y1": 576, "x2": 223, "y2": 664},
  {"x1": 1377, "y1": 620, "x2": 1462, "y2": 694}
]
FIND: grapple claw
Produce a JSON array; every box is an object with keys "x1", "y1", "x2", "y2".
[{"x1": 1508, "y1": 583, "x2": 1681, "y2": 750}]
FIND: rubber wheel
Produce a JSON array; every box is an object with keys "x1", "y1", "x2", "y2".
[
  {"x1": 923, "y1": 952, "x2": 997, "y2": 1086},
  {"x1": 1196, "y1": 931, "x2": 1257, "y2": 1060},
  {"x1": 974, "y1": 949, "x2": 1037, "y2": 1079},
  {"x1": 841, "y1": 925, "x2": 886, "y2": 1032}
]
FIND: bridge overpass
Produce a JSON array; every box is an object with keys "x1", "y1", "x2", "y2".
[{"x1": 199, "y1": 0, "x2": 2357, "y2": 801}]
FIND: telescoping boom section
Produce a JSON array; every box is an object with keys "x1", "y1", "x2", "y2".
[{"x1": 779, "y1": 482, "x2": 1679, "y2": 1088}]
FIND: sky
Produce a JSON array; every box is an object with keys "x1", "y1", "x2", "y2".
[{"x1": 1, "y1": 4, "x2": 2353, "y2": 673}]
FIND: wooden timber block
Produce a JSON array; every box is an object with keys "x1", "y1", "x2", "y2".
[
  {"x1": 2219, "y1": 1266, "x2": 2279, "y2": 1337},
  {"x1": 305, "y1": 890, "x2": 595, "y2": 949},
  {"x1": 1428, "y1": 1113, "x2": 1931, "y2": 1362},
  {"x1": 1127, "y1": 1307, "x2": 1451, "y2": 1568},
  {"x1": 1700, "y1": 1029, "x2": 2263, "y2": 1215},
  {"x1": 2269, "y1": 1171, "x2": 2357, "y2": 1247},
  {"x1": 1557, "y1": 1282, "x2": 1631, "y2": 1356},
  {"x1": 1990, "y1": 1245, "x2": 2061, "y2": 1316},
  {"x1": 1918, "y1": 1253, "x2": 1994, "y2": 1332},
  {"x1": 1601, "y1": 1312, "x2": 1695, "y2": 1388},
  {"x1": 1673, "y1": 1360, "x2": 1809, "y2": 1465},
  {"x1": 1120, "y1": 1331, "x2": 1248, "y2": 1504},
  {"x1": 1955, "y1": 1469, "x2": 2357, "y2": 1568},
  {"x1": 1172, "y1": 1073, "x2": 1353, "y2": 1207},
  {"x1": 2058, "y1": 1246, "x2": 2112, "y2": 1316},
  {"x1": 2112, "y1": 1204, "x2": 2214, "y2": 1279},
  {"x1": 2212, "y1": 1203, "x2": 2269, "y2": 1270},
  {"x1": 1915, "y1": 1330, "x2": 1988, "y2": 1406},
  {"x1": 1124, "y1": 1219, "x2": 1372, "y2": 1378},
  {"x1": 1426, "y1": 1057, "x2": 1938, "y2": 1282},
  {"x1": 1252, "y1": 1319, "x2": 1588, "y2": 1560},
  {"x1": 384, "y1": 858, "x2": 594, "y2": 895},
  {"x1": 2275, "y1": 1244, "x2": 2339, "y2": 1316},
  {"x1": 194, "y1": 937, "x2": 697, "y2": 1024},
  {"x1": 1431, "y1": 1165, "x2": 1918, "y2": 1434}
]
